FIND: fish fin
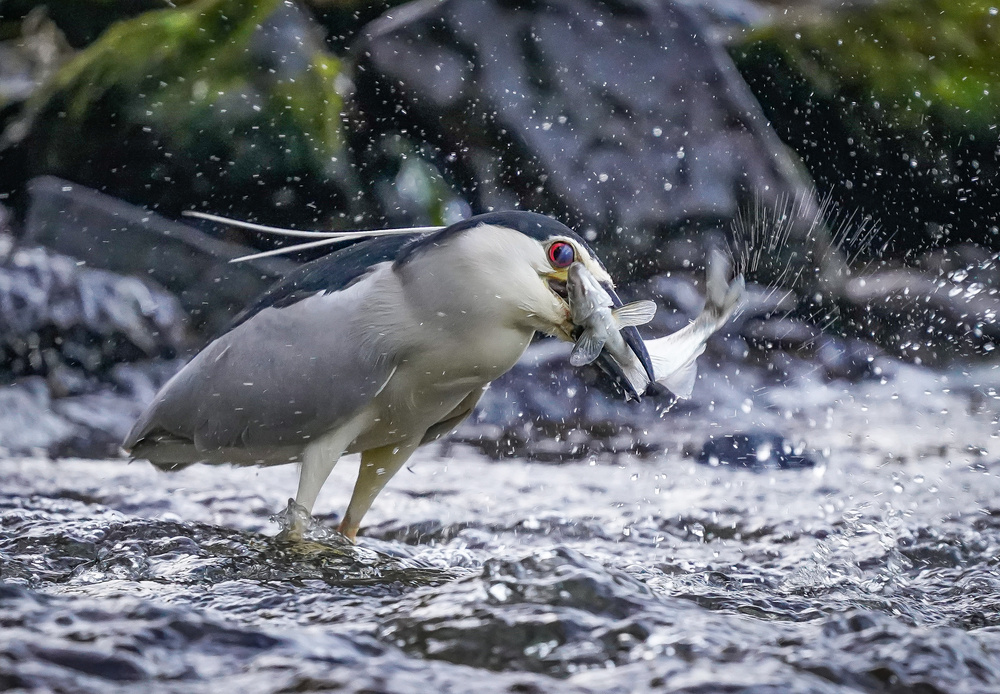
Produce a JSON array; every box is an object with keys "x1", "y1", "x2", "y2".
[
  {"x1": 612, "y1": 300, "x2": 657, "y2": 328},
  {"x1": 570, "y1": 330, "x2": 606, "y2": 366},
  {"x1": 724, "y1": 275, "x2": 746, "y2": 317},
  {"x1": 705, "y1": 249, "x2": 730, "y2": 308},
  {"x1": 703, "y1": 249, "x2": 744, "y2": 323}
]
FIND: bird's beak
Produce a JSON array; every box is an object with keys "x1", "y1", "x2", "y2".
[
  {"x1": 595, "y1": 281, "x2": 656, "y2": 401},
  {"x1": 544, "y1": 268, "x2": 574, "y2": 339}
]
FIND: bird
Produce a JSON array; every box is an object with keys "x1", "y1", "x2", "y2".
[{"x1": 124, "y1": 211, "x2": 655, "y2": 541}]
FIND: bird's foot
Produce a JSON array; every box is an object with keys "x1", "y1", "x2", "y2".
[
  {"x1": 273, "y1": 498, "x2": 312, "y2": 541},
  {"x1": 336, "y1": 519, "x2": 359, "y2": 543},
  {"x1": 273, "y1": 498, "x2": 356, "y2": 546}
]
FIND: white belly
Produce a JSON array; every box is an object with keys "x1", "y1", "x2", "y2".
[{"x1": 348, "y1": 324, "x2": 533, "y2": 452}]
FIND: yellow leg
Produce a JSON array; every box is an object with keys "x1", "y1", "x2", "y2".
[{"x1": 338, "y1": 438, "x2": 420, "y2": 541}]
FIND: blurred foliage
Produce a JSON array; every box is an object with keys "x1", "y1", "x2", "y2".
[
  {"x1": 4, "y1": 0, "x2": 365, "y2": 225},
  {"x1": 0, "y1": 1, "x2": 191, "y2": 46},
  {"x1": 734, "y1": 0, "x2": 1000, "y2": 256},
  {"x1": 745, "y1": 0, "x2": 999, "y2": 134}
]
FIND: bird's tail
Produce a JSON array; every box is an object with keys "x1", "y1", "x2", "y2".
[{"x1": 646, "y1": 250, "x2": 744, "y2": 398}]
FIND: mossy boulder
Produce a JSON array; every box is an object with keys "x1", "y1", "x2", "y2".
[
  {"x1": 733, "y1": 0, "x2": 1000, "y2": 257},
  {"x1": 3, "y1": 0, "x2": 367, "y2": 228}
]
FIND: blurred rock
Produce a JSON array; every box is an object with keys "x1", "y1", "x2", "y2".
[
  {"x1": 698, "y1": 430, "x2": 816, "y2": 470},
  {"x1": 742, "y1": 317, "x2": 824, "y2": 353},
  {"x1": 351, "y1": 0, "x2": 831, "y2": 282},
  {"x1": 0, "y1": 236, "x2": 188, "y2": 380},
  {"x1": 841, "y1": 267, "x2": 1000, "y2": 363},
  {"x1": 25, "y1": 176, "x2": 295, "y2": 336},
  {"x1": 814, "y1": 336, "x2": 882, "y2": 382},
  {"x1": 918, "y1": 243, "x2": 1000, "y2": 287},
  {"x1": 0, "y1": 230, "x2": 190, "y2": 458},
  {"x1": 0, "y1": 360, "x2": 182, "y2": 458}
]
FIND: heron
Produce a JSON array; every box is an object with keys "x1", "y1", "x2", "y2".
[{"x1": 124, "y1": 211, "x2": 657, "y2": 540}]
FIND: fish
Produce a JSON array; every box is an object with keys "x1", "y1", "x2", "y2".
[
  {"x1": 566, "y1": 249, "x2": 744, "y2": 400},
  {"x1": 644, "y1": 249, "x2": 745, "y2": 398},
  {"x1": 566, "y1": 262, "x2": 659, "y2": 397}
]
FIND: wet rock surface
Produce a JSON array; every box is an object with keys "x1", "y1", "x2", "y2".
[
  {"x1": 3, "y1": 362, "x2": 1000, "y2": 691},
  {"x1": 0, "y1": 236, "x2": 186, "y2": 375}
]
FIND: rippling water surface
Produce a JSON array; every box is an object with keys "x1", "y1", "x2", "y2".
[{"x1": 3, "y1": 365, "x2": 1000, "y2": 693}]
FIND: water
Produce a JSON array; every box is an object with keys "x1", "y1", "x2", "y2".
[{"x1": 3, "y1": 363, "x2": 1000, "y2": 692}]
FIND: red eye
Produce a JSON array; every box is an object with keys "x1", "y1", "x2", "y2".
[{"x1": 548, "y1": 242, "x2": 575, "y2": 268}]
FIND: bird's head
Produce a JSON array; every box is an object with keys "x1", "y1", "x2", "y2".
[{"x1": 397, "y1": 211, "x2": 656, "y2": 399}]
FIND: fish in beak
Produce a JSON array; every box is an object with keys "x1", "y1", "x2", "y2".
[{"x1": 565, "y1": 262, "x2": 658, "y2": 401}]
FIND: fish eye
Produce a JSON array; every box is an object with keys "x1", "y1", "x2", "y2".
[{"x1": 547, "y1": 241, "x2": 575, "y2": 268}]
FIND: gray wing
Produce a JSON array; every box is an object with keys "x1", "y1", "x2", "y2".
[{"x1": 125, "y1": 279, "x2": 392, "y2": 456}]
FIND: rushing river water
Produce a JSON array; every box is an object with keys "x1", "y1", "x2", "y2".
[{"x1": 3, "y1": 362, "x2": 1000, "y2": 693}]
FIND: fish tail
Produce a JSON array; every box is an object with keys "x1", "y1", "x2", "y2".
[{"x1": 647, "y1": 252, "x2": 745, "y2": 398}]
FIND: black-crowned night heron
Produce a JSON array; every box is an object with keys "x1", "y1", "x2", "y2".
[{"x1": 124, "y1": 211, "x2": 654, "y2": 540}]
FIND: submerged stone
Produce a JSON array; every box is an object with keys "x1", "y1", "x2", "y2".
[{"x1": 698, "y1": 430, "x2": 816, "y2": 471}]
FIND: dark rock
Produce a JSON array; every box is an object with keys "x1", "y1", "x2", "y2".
[
  {"x1": 25, "y1": 176, "x2": 295, "y2": 336},
  {"x1": 697, "y1": 430, "x2": 816, "y2": 470},
  {"x1": 742, "y1": 317, "x2": 824, "y2": 353},
  {"x1": 841, "y1": 268, "x2": 1000, "y2": 364},
  {"x1": 918, "y1": 243, "x2": 999, "y2": 285},
  {"x1": 351, "y1": 0, "x2": 829, "y2": 281},
  {"x1": 815, "y1": 337, "x2": 882, "y2": 383},
  {"x1": 0, "y1": 222, "x2": 193, "y2": 457}
]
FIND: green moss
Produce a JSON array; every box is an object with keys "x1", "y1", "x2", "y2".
[
  {"x1": 744, "y1": 0, "x2": 1000, "y2": 133},
  {"x1": 41, "y1": 0, "x2": 283, "y2": 121}
]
